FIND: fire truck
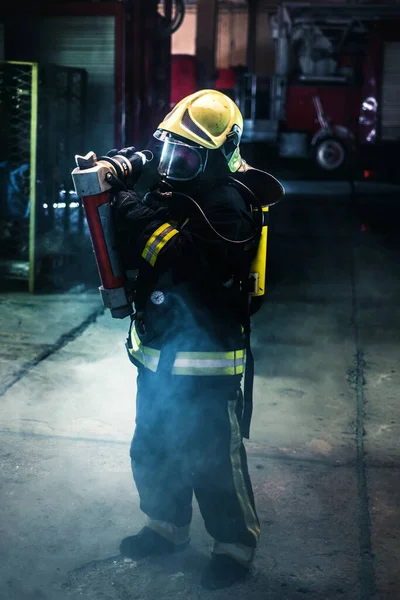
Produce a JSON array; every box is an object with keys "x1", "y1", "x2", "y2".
[{"x1": 236, "y1": 2, "x2": 400, "y2": 179}]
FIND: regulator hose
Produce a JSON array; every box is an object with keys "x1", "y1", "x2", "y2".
[
  {"x1": 160, "y1": 181, "x2": 263, "y2": 245},
  {"x1": 158, "y1": 0, "x2": 185, "y2": 37}
]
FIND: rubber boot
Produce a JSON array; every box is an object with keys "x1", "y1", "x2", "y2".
[
  {"x1": 200, "y1": 554, "x2": 251, "y2": 590},
  {"x1": 119, "y1": 526, "x2": 189, "y2": 560}
]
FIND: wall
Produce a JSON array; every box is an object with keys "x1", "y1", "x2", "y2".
[
  {"x1": 171, "y1": 4, "x2": 197, "y2": 55},
  {"x1": 170, "y1": 2, "x2": 274, "y2": 73},
  {"x1": 172, "y1": 4, "x2": 249, "y2": 68},
  {"x1": 255, "y1": 2, "x2": 275, "y2": 74},
  {"x1": 35, "y1": 16, "x2": 115, "y2": 155},
  {"x1": 216, "y1": 6, "x2": 248, "y2": 69}
]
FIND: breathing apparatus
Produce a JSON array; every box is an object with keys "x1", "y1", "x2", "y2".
[
  {"x1": 153, "y1": 88, "x2": 285, "y2": 298},
  {"x1": 154, "y1": 168, "x2": 282, "y2": 298},
  {"x1": 234, "y1": 161, "x2": 284, "y2": 297}
]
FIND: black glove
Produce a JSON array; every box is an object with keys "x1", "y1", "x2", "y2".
[
  {"x1": 106, "y1": 146, "x2": 136, "y2": 160},
  {"x1": 105, "y1": 146, "x2": 143, "y2": 190},
  {"x1": 111, "y1": 189, "x2": 170, "y2": 235},
  {"x1": 111, "y1": 189, "x2": 142, "y2": 213}
]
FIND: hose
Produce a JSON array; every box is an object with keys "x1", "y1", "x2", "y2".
[
  {"x1": 158, "y1": 0, "x2": 185, "y2": 37},
  {"x1": 162, "y1": 188, "x2": 262, "y2": 245},
  {"x1": 170, "y1": 0, "x2": 186, "y2": 33}
]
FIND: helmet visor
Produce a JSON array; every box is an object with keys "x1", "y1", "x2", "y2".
[{"x1": 157, "y1": 137, "x2": 207, "y2": 181}]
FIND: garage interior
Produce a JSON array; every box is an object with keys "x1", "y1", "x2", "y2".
[{"x1": 0, "y1": 2, "x2": 400, "y2": 599}]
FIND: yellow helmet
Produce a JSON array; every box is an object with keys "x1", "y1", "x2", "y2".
[{"x1": 154, "y1": 89, "x2": 244, "y2": 173}]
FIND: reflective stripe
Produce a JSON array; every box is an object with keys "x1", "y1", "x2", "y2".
[
  {"x1": 176, "y1": 350, "x2": 245, "y2": 360},
  {"x1": 131, "y1": 326, "x2": 161, "y2": 356},
  {"x1": 173, "y1": 350, "x2": 244, "y2": 375},
  {"x1": 142, "y1": 223, "x2": 171, "y2": 260},
  {"x1": 172, "y1": 366, "x2": 243, "y2": 376},
  {"x1": 212, "y1": 541, "x2": 255, "y2": 567},
  {"x1": 228, "y1": 397, "x2": 260, "y2": 543},
  {"x1": 145, "y1": 516, "x2": 190, "y2": 545},
  {"x1": 174, "y1": 358, "x2": 240, "y2": 368},
  {"x1": 141, "y1": 222, "x2": 179, "y2": 266},
  {"x1": 129, "y1": 326, "x2": 160, "y2": 371},
  {"x1": 127, "y1": 324, "x2": 245, "y2": 376}
]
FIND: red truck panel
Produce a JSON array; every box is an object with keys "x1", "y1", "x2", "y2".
[
  {"x1": 285, "y1": 85, "x2": 362, "y2": 137},
  {"x1": 215, "y1": 68, "x2": 236, "y2": 91},
  {"x1": 171, "y1": 54, "x2": 198, "y2": 107}
]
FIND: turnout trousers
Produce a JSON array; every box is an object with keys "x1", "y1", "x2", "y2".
[{"x1": 130, "y1": 367, "x2": 260, "y2": 566}]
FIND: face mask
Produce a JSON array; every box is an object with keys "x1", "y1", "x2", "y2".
[{"x1": 157, "y1": 137, "x2": 208, "y2": 181}]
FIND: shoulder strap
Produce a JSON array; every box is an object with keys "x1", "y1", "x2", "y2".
[{"x1": 228, "y1": 176, "x2": 264, "y2": 233}]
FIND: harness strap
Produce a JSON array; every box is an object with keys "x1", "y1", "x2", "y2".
[{"x1": 242, "y1": 317, "x2": 254, "y2": 440}]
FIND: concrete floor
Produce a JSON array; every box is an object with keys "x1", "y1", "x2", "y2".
[{"x1": 0, "y1": 181, "x2": 400, "y2": 600}]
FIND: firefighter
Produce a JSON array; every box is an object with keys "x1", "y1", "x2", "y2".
[{"x1": 111, "y1": 90, "x2": 269, "y2": 589}]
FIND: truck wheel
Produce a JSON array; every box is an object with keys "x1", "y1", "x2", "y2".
[{"x1": 314, "y1": 137, "x2": 346, "y2": 172}]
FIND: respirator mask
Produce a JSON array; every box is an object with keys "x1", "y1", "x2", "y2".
[{"x1": 154, "y1": 130, "x2": 208, "y2": 182}]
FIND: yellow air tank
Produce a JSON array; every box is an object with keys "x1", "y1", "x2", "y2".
[
  {"x1": 249, "y1": 205, "x2": 269, "y2": 297},
  {"x1": 233, "y1": 161, "x2": 284, "y2": 298}
]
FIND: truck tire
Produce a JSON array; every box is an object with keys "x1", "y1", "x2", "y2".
[{"x1": 314, "y1": 136, "x2": 347, "y2": 172}]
